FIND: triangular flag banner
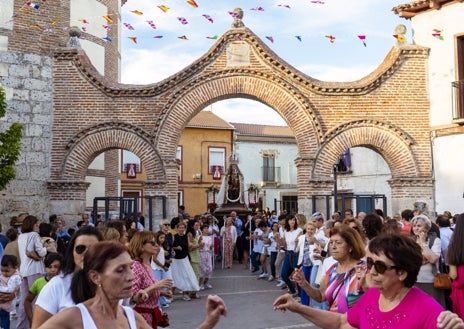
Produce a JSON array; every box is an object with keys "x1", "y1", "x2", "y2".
[
  {"x1": 178, "y1": 35, "x2": 188, "y2": 40},
  {"x1": 26, "y1": 1, "x2": 40, "y2": 9},
  {"x1": 128, "y1": 37, "x2": 137, "y2": 43},
  {"x1": 202, "y1": 14, "x2": 213, "y2": 23},
  {"x1": 131, "y1": 10, "x2": 143, "y2": 16},
  {"x1": 278, "y1": 4, "x2": 291, "y2": 9},
  {"x1": 177, "y1": 17, "x2": 188, "y2": 25},
  {"x1": 358, "y1": 35, "x2": 366, "y2": 47},
  {"x1": 266, "y1": 36, "x2": 274, "y2": 43},
  {"x1": 251, "y1": 6, "x2": 264, "y2": 11},
  {"x1": 325, "y1": 35, "x2": 335, "y2": 43},
  {"x1": 311, "y1": 0, "x2": 325, "y2": 3},
  {"x1": 228, "y1": 11, "x2": 240, "y2": 18},
  {"x1": 394, "y1": 34, "x2": 407, "y2": 43},
  {"x1": 123, "y1": 23, "x2": 134, "y2": 30},
  {"x1": 50, "y1": 19, "x2": 60, "y2": 25},
  {"x1": 147, "y1": 21, "x2": 156, "y2": 29},
  {"x1": 30, "y1": 24, "x2": 42, "y2": 29},
  {"x1": 207, "y1": 35, "x2": 218, "y2": 39},
  {"x1": 103, "y1": 36, "x2": 112, "y2": 42},
  {"x1": 102, "y1": 15, "x2": 113, "y2": 23},
  {"x1": 78, "y1": 18, "x2": 89, "y2": 24},
  {"x1": 186, "y1": 0, "x2": 198, "y2": 8},
  {"x1": 102, "y1": 25, "x2": 111, "y2": 30},
  {"x1": 158, "y1": 5, "x2": 169, "y2": 12},
  {"x1": 295, "y1": 35, "x2": 302, "y2": 42},
  {"x1": 153, "y1": 35, "x2": 163, "y2": 39}
]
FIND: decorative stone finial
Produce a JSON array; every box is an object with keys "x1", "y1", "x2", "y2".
[
  {"x1": 67, "y1": 26, "x2": 82, "y2": 48},
  {"x1": 231, "y1": 8, "x2": 245, "y2": 28}
]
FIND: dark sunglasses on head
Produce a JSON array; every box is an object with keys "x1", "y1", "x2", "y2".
[
  {"x1": 366, "y1": 257, "x2": 400, "y2": 274},
  {"x1": 74, "y1": 245, "x2": 88, "y2": 255}
]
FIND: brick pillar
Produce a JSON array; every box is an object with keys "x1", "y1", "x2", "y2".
[
  {"x1": 105, "y1": 150, "x2": 120, "y2": 211},
  {"x1": 47, "y1": 180, "x2": 90, "y2": 225},
  {"x1": 388, "y1": 177, "x2": 435, "y2": 216}
]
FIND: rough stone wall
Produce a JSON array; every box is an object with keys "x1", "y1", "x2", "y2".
[{"x1": 0, "y1": 51, "x2": 53, "y2": 223}]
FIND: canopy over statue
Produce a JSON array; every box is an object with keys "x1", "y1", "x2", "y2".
[{"x1": 214, "y1": 154, "x2": 251, "y2": 219}]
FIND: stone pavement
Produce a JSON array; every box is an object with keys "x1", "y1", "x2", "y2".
[{"x1": 166, "y1": 261, "x2": 320, "y2": 329}]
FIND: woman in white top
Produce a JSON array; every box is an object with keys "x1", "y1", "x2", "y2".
[
  {"x1": 37, "y1": 241, "x2": 150, "y2": 329},
  {"x1": 280, "y1": 215, "x2": 303, "y2": 296},
  {"x1": 17, "y1": 215, "x2": 48, "y2": 329},
  {"x1": 296, "y1": 221, "x2": 317, "y2": 305},
  {"x1": 31, "y1": 226, "x2": 104, "y2": 329}
]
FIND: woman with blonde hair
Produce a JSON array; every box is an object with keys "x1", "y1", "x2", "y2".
[{"x1": 129, "y1": 231, "x2": 173, "y2": 326}]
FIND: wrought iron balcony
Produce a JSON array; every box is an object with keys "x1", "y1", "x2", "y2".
[{"x1": 452, "y1": 80, "x2": 464, "y2": 121}]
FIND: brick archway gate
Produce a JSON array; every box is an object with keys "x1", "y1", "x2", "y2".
[{"x1": 48, "y1": 24, "x2": 433, "y2": 220}]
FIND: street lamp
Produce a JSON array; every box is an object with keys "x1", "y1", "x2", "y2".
[{"x1": 333, "y1": 164, "x2": 338, "y2": 212}]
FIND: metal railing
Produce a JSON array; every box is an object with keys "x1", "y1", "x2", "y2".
[{"x1": 452, "y1": 80, "x2": 464, "y2": 120}]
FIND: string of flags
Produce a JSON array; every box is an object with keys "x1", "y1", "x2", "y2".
[{"x1": 5, "y1": 0, "x2": 426, "y2": 47}]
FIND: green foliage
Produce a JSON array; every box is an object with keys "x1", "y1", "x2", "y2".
[{"x1": 0, "y1": 87, "x2": 23, "y2": 190}]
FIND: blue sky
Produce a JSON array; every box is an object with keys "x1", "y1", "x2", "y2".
[{"x1": 120, "y1": 0, "x2": 411, "y2": 125}]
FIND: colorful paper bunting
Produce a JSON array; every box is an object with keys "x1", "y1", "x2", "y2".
[
  {"x1": 228, "y1": 11, "x2": 240, "y2": 18},
  {"x1": 131, "y1": 10, "x2": 143, "y2": 16},
  {"x1": 358, "y1": 35, "x2": 366, "y2": 47},
  {"x1": 295, "y1": 36, "x2": 302, "y2": 42},
  {"x1": 393, "y1": 34, "x2": 406, "y2": 43},
  {"x1": 266, "y1": 36, "x2": 274, "y2": 43},
  {"x1": 50, "y1": 19, "x2": 60, "y2": 25},
  {"x1": 311, "y1": 1, "x2": 325, "y2": 4},
  {"x1": 103, "y1": 36, "x2": 112, "y2": 42},
  {"x1": 147, "y1": 21, "x2": 157, "y2": 29},
  {"x1": 325, "y1": 35, "x2": 335, "y2": 43},
  {"x1": 432, "y1": 29, "x2": 444, "y2": 40},
  {"x1": 202, "y1": 14, "x2": 213, "y2": 23},
  {"x1": 177, "y1": 17, "x2": 188, "y2": 25},
  {"x1": 251, "y1": 7, "x2": 264, "y2": 11},
  {"x1": 26, "y1": 2, "x2": 40, "y2": 9},
  {"x1": 102, "y1": 15, "x2": 113, "y2": 23},
  {"x1": 123, "y1": 22, "x2": 134, "y2": 30},
  {"x1": 207, "y1": 35, "x2": 218, "y2": 39},
  {"x1": 128, "y1": 37, "x2": 137, "y2": 43},
  {"x1": 278, "y1": 4, "x2": 291, "y2": 9},
  {"x1": 153, "y1": 35, "x2": 163, "y2": 39},
  {"x1": 186, "y1": 0, "x2": 198, "y2": 8},
  {"x1": 158, "y1": 5, "x2": 169, "y2": 13},
  {"x1": 178, "y1": 35, "x2": 188, "y2": 40},
  {"x1": 78, "y1": 18, "x2": 89, "y2": 24},
  {"x1": 102, "y1": 25, "x2": 111, "y2": 30},
  {"x1": 19, "y1": 8, "x2": 33, "y2": 13}
]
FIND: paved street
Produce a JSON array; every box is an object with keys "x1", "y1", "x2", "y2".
[{"x1": 167, "y1": 262, "x2": 320, "y2": 329}]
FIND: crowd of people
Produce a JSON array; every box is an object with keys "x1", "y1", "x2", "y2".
[{"x1": 1, "y1": 205, "x2": 464, "y2": 328}]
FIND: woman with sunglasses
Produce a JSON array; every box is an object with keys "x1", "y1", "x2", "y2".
[
  {"x1": 273, "y1": 234, "x2": 464, "y2": 328},
  {"x1": 37, "y1": 241, "x2": 151, "y2": 329},
  {"x1": 129, "y1": 231, "x2": 173, "y2": 327},
  {"x1": 31, "y1": 226, "x2": 104, "y2": 329},
  {"x1": 291, "y1": 225, "x2": 366, "y2": 313}
]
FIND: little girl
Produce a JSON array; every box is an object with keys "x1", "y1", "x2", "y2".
[
  {"x1": 151, "y1": 231, "x2": 172, "y2": 308},
  {"x1": 199, "y1": 224, "x2": 214, "y2": 290},
  {"x1": 0, "y1": 255, "x2": 22, "y2": 329}
]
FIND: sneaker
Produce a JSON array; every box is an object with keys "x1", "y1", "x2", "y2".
[
  {"x1": 268, "y1": 275, "x2": 275, "y2": 282},
  {"x1": 200, "y1": 285, "x2": 205, "y2": 290},
  {"x1": 276, "y1": 280, "x2": 285, "y2": 287},
  {"x1": 205, "y1": 283, "x2": 212, "y2": 289},
  {"x1": 182, "y1": 295, "x2": 191, "y2": 301},
  {"x1": 161, "y1": 303, "x2": 170, "y2": 308},
  {"x1": 258, "y1": 273, "x2": 268, "y2": 279}
]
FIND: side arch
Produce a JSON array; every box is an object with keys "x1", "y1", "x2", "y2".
[
  {"x1": 313, "y1": 121, "x2": 419, "y2": 179},
  {"x1": 59, "y1": 122, "x2": 166, "y2": 182},
  {"x1": 155, "y1": 71, "x2": 323, "y2": 159}
]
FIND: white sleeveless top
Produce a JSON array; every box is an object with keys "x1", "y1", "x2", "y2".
[{"x1": 76, "y1": 303, "x2": 137, "y2": 329}]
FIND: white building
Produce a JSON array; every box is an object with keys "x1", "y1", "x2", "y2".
[{"x1": 394, "y1": 0, "x2": 464, "y2": 215}]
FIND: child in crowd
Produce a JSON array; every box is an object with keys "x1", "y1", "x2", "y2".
[
  {"x1": 0, "y1": 255, "x2": 22, "y2": 329},
  {"x1": 199, "y1": 224, "x2": 214, "y2": 290},
  {"x1": 151, "y1": 231, "x2": 172, "y2": 308},
  {"x1": 24, "y1": 252, "x2": 62, "y2": 324}
]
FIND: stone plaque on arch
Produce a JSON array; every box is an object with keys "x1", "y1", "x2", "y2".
[{"x1": 226, "y1": 41, "x2": 250, "y2": 67}]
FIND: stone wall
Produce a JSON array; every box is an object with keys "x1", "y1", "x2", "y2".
[{"x1": 0, "y1": 51, "x2": 53, "y2": 225}]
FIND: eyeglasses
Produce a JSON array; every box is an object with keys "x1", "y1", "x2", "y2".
[
  {"x1": 74, "y1": 245, "x2": 88, "y2": 255},
  {"x1": 145, "y1": 240, "x2": 156, "y2": 246},
  {"x1": 366, "y1": 257, "x2": 400, "y2": 274},
  {"x1": 162, "y1": 224, "x2": 170, "y2": 226}
]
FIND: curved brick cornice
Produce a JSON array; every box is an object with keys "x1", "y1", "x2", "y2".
[
  {"x1": 53, "y1": 28, "x2": 429, "y2": 98},
  {"x1": 313, "y1": 123, "x2": 418, "y2": 179},
  {"x1": 60, "y1": 122, "x2": 165, "y2": 182},
  {"x1": 322, "y1": 120, "x2": 415, "y2": 146},
  {"x1": 388, "y1": 177, "x2": 434, "y2": 188},
  {"x1": 47, "y1": 180, "x2": 90, "y2": 190},
  {"x1": 154, "y1": 72, "x2": 322, "y2": 157}
]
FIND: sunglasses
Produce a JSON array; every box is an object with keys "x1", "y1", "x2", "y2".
[
  {"x1": 74, "y1": 245, "x2": 89, "y2": 255},
  {"x1": 366, "y1": 257, "x2": 400, "y2": 274},
  {"x1": 162, "y1": 224, "x2": 170, "y2": 226}
]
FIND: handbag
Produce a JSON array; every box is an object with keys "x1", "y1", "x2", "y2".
[
  {"x1": 434, "y1": 273, "x2": 452, "y2": 290},
  {"x1": 155, "y1": 307, "x2": 169, "y2": 328}
]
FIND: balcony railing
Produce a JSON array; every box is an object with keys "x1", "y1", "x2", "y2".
[
  {"x1": 452, "y1": 80, "x2": 464, "y2": 121},
  {"x1": 262, "y1": 166, "x2": 281, "y2": 182}
]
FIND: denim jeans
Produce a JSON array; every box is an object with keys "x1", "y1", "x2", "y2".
[
  {"x1": 299, "y1": 265, "x2": 313, "y2": 306},
  {"x1": 269, "y1": 251, "x2": 278, "y2": 277},
  {"x1": 281, "y1": 251, "x2": 298, "y2": 294},
  {"x1": 250, "y1": 250, "x2": 261, "y2": 271},
  {"x1": 0, "y1": 309, "x2": 10, "y2": 329},
  {"x1": 310, "y1": 265, "x2": 328, "y2": 310}
]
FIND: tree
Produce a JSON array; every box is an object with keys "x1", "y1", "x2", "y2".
[{"x1": 0, "y1": 87, "x2": 23, "y2": 190}]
